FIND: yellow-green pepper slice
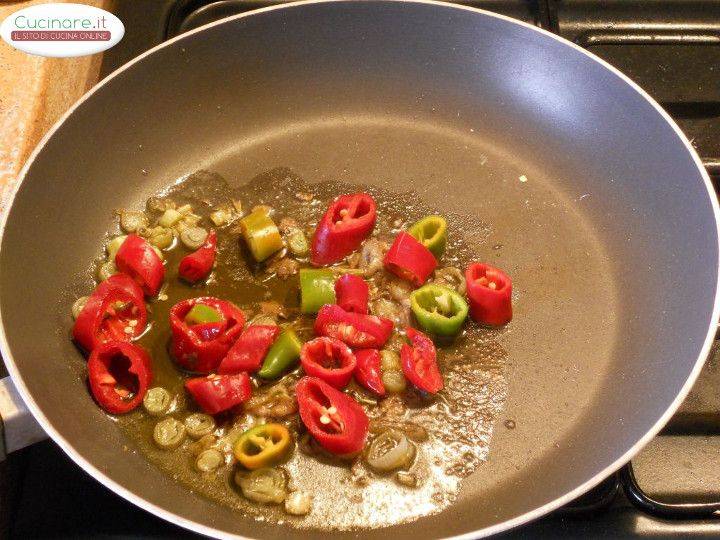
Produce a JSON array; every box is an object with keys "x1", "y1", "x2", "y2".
[
  {"x1": 299, "y1": 269, "x2": 336, "y2": 314},
  {"x1": 408, "y1": 215, "x2": 447, "y2": 259},
  {"x1": 240, "y1": 209, "x2": 283, "y2": 262},
  {"x1": 410, "y1": 284, "x2": 468, "y2": 336},
  {"x1": 185, "y1": 304, "x2": 223, "y2": 325},
  {"x1": 233, "y1": 423, "x2": 292, "y2": 469},
  {"x1": 258, "y1": 328, "x2": 302, "y2": 379}
]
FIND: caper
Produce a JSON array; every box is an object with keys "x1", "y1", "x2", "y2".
[
  {"x1": 143, "y1": 387, "x2": 172, "y2": 416},
  {"x1": 71, "y1": 296, "x2": 88, "y2": 319},
  {"x1": 153, "y1": 418, "x2": 185, "y2": 449},
  {"x1": 195, "y1": 448, "x2": 224, "y2": 472},
  {"x1": 119, "y1": 211, "x2": 147, "y2": 233},
  {"x1": 179, "y1": 227, "x2": 208, "y2": 250},
  {"x1": 184, "y1": 413, "x2": 216, "y2": 439}
]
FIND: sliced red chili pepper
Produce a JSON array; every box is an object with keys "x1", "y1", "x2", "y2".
[
  {"x1": 185, "y1": 372, "x2": 252, "y2": 415},
  {"x1": 310, "y1": 193, "x2": 377, "y2": 266},
  {"x1": 296, "y1": 376, "x2": 368, "y2": 456},
  {"x1": 353, "y1": 349, "x2": 385, "y2": 396},
  {"x1": 170, "y1": 297, "x2": 245, "y2": 373},
  {"x1": 383, "y1": 231, "x2": 437, "y2": 287},
  {"x1": 73, "y1": 273, "x2": 147, "y2": 353},
  {"x1": 334, "y1": 274, "x2": 369, "y2": 314},
  {"x1": 400, "y1": 327, "x2": 443, "y2": 394},
  {"x1": 178, "y1": 230, "x2": 217, "y2": 283},
  {"x1": 300, "y1": 337, "x2": 356, "y2": 388},
  {"x1": 87, "y1": 341, "x2": 152, "y2": 414},
  {"x1": 217, "y1": 325, "x2": 280, "y2": 374},
  {"x1": 191, "y1": 321, "x2": 227, "y2": 342},
  {"x1": 314, "y1": 304, "x2": 393, "y2": 349},
  {"x1": 465, "y1": 263, "x2": 513, "y2": 326},
  {"x1": 115, "y1": 234, "x2": 165, "y2": 296}
]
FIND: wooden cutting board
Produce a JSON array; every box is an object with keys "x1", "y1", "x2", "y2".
[{"x1": 0, "y1": 0, "x2": 112, "y2": 210}]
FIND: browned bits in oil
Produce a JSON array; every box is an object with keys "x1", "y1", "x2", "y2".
[{"x1": 295, "y1": 192, "x2": 314, "y2": 202}]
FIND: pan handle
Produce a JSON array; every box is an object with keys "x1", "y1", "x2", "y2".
[
  {"x1": 620, "y1": 462, "x2": 720, "y2": 518},
  {"x1": 0, "y1": 376, "x2": 47, "y2": 459}
]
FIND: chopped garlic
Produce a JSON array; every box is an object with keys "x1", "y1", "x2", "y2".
[
  {"x1": 210, "y1": 208, "x2": 232, "y2": 226},
  {"x1": 285, "y1": 491, "x2": 312, "y2": 515}
]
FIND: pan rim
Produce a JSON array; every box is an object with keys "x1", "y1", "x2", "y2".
[{"x1": 0, "y1": 0, "x2": 718, "y2": 538}]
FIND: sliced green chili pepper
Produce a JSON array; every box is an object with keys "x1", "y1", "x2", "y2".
[
  {"x1": 184, "y1": 413, "x2": 216, "y2": 439},
  {"x1": 185, "y1": 304, "x2": 223, "y2": 325},
  {"x1": 410, "y1": 284, "x2": 468, "y2": 336},
  {"x1": 233, "y1": 423, "x2": 292, "y2": 470},
  {"x1": 258, "y1": 328, "x2": 302, "y2": 378},
  {"x1": 196, "y1": 448, "x2": 224, "y2": 472},
  {"x1": 286, "y1": 229, "x2": 309, "y2": 257},
  {"x1": 408, "y1": 216, "x2": 447, "y2": 259},
  {"x1": 143, "y1": 387, "x2": 172, "y2": 416},
  {"x1": 299, "y1": 269, "x2": 336, "y2": 314},
  {"x1": 153, "y1": 417, "x2": 186, "y2": 449},
  {"x1": 240, "y1": 209, "x2": 283, "y2": 262}
]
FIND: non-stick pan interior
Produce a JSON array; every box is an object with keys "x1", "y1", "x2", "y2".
[{"x1": 0, "y1": 2, "x2": 717, "y2": 537}]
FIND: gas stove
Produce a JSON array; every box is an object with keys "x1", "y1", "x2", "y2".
[{"x1": 5, "y1": 1, "x2": 720, "y2": 537}]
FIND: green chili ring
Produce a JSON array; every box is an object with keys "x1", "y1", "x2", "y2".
[
  {"x1": 258, "y1": 328, "x2": 303, "y2": 379},
  {"x1": 410, "y1": 284, "x2": 468, "y2": 336},
  {"x1": 408, "y1": 216, "x2": 448, "y2": 259},
  {"x1": 299, "y1": 269, "x2": 336, "y2": 314}
]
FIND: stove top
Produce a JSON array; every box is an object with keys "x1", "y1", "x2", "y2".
[{"x1": 6, "y1": 1, "x2": 720, "y2": 537}]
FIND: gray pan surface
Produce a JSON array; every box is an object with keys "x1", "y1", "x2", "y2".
[{"x1": 0, "y1": 1, "x2": 718, "y2": 537}]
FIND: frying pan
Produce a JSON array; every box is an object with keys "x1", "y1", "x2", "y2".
[{"x1": 0, "y1": 0, "x2": 718, "y2": 537}]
